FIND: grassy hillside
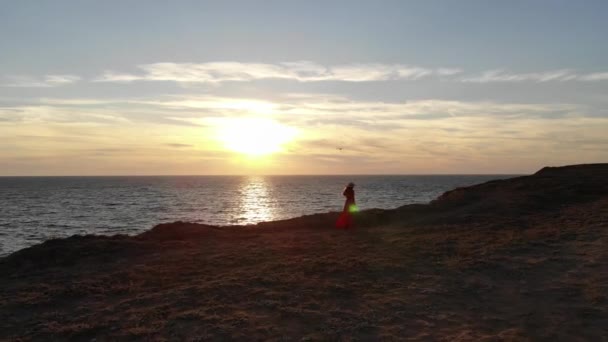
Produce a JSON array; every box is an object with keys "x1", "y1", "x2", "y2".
[{"x1": 1, "y1": 164, "x2": 607, "y2": 340}]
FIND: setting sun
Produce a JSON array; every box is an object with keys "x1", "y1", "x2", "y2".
[{"x1": 216, "y1": 118, "x2": 298, "y2": 156}]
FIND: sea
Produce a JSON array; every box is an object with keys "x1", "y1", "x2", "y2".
[{"x1": 0, "y1": 175, "x2": 515, "y2": 256}]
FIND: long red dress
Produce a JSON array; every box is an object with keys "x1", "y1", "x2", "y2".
[{"x1": 336, "y1": 186, "x2": 356, "y2": 229}]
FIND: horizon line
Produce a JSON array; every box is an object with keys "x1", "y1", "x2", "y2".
[{"x1": 0, "y1": 173, "x2": 525, "y2": 177}]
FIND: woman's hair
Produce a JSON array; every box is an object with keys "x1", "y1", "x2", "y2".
[{"x1": 347, "y1": 182, "x2": 355, "y2": 188}]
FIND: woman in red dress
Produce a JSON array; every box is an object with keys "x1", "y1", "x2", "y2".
[
  {"x1": 336, "y1": 182, "x2": 356, "y2": 229},
  {"x1": 343, "y1": 182, "x2": 356, "y2": 213}
]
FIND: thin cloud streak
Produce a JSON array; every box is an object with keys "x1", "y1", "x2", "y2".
[
  {"x1": 2, "y1": 75, "x2": 81, "y2": 87},
  {"x1": 92, "y1": 62, "x2": 608, "y2": 84},
  {"x1": 6, "y1": 64, "x2": 608, "y2": 87},
  {"x1": 94, "y1": 61, "x2": 461, "y2": 83},
  {"x1": 6, "y1": 94, "x2": 585, "y2": 126},
  {"x1": 579, "y1": 72, "x2": 608, "y2": 81},
  {"x1": 462, "y1": 69, "x2": 608, "y2": 83}
]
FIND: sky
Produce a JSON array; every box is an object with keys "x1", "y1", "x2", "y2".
[{"x1": 1, "y1": 0, "x2": 607, "y2": 175}]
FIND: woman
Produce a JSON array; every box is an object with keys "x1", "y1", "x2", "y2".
[
  {"x1": 336, "y1": 182, "x2": 356, "y2": 229},
  {"x1": 343, "y1": 182, "x2": 356, "y2": 213}
]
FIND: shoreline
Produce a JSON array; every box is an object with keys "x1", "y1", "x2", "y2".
[{"x1": 0, "y1": 174, "x2": 513, "y2": 257}]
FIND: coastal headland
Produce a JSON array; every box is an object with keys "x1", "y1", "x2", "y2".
[{"x1": 1, "y1": 164, "x2": 607, "y2": 340}]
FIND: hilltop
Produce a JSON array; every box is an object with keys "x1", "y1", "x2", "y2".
[{"x1": 1, "y1": 164, "x2": 607, "y2": 340}]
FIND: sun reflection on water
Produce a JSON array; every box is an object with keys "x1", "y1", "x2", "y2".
[{"x1": 235, "y1": 176, "x2": 275, "y2": 224}]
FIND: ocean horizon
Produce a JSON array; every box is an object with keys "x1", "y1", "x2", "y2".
[
  {"x1": 0, "y1": 173, "x2": 519, "y2": 177},
  {"x1": 0, "y1": 174, "x2": 516, "y2": 255}
]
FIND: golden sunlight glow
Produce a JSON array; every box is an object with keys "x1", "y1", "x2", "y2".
[
  {"x1": 237, "y1": 176, "x2": 275, "y2": 224},
  {"x1": 216, "y1": 118, "x2": 298, "y2": 156}
]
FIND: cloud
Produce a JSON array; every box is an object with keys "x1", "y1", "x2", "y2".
[
  {"x1": 166, "y1": 143, "x2": 193, "y2": 148},
  {"x1": 461, "y1": 69, "x2": 579, "y2": 83},
  {"x1": 462, "y1": 69, "x2": 608, "y2": 83},
  {"x1": 0, "y1": 105, "x2": 127, "y2": 125},
  {"x1": 437, "y1": 68, "x2": 463, "y2": 76},
  {"x1": 6, "y1": 64, "x2": 608, "y2": 88},
  {"x1": 94, "y1": 71, "x2": 142, "y2": 83},
  {"x1": 91, "y1": 65, "x2": 608, "y2": 84},
  {"x1": 2, "y1": 74, "x2": 81, "y2": 87},
  {"x1": 94, "y1": 61, "x2": 461, "y2": 84},
  {"x1": 255, "y1": 93, "x2": 582, "y2": 123},
  {"x1": 6, "y1": 94, "x2": 587, "y2": 131},
  {"x1": 0, "y1": 101, "x2": 203, "y2": 127},
  {"x1": 578, "y1": 72, "x2": 608, "y2": 81},
  {"x1": 3, "y1": 92, "x2": 608, "y2": 174},
  {"x1": 137, "y1": 96, "x2": 278, "y2": 114},
  {"x1": 93, "y1": 62, "x2": 608, "y2": 85},
  {"x1": 0, "y1": 107, "x2": 27, "y2": 122}
]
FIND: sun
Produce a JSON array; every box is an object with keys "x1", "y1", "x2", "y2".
[{"x1": 216, "y1": 118, "x2": 298, "y2": 156}]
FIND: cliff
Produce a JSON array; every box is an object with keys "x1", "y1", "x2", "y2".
[{"x1": 1, "y1": 164, "x2": 607, "y2": 340}]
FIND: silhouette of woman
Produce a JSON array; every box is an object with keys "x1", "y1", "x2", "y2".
[
  {"x1": 343, "y1": 182, "x2": 356, "y2": 213},
  {"x1": 336, "y1": 182, "x2": 356, "y2": 229}
]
